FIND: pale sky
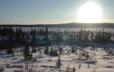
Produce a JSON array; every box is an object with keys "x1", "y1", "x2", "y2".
[{"x1": 0, "y1": 0, "x2": 114, "y2": 24}]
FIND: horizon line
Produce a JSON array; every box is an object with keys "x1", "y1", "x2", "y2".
[{"x1": 0, "y1": 22, "x2": 114, "y2": 25}]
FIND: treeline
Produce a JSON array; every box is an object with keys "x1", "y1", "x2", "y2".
[
  {"x1": 0, "y1": 27, "x2": 113, "y2": 50},
  {"x1": 0, "y1": 27, "x2": 49, "y2": 50}
]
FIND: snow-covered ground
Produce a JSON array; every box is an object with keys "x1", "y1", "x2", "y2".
[{"x1": 0, "y1": 46, "x2": 114, "y2": 72}]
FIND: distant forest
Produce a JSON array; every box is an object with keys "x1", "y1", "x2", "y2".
[{"x1": 0, "y1": 26, "x2": 113, "y2": 51}]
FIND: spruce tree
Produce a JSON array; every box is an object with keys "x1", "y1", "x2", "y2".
[
  {"x1": 23, "y1": 45, "x2": 29, "y2": 60},
  {"x1": 59, "y1": 47, "x2": 63, "y2": 54},
  {"x1": 23, "y1": 45, "x2": 32, "y2": 60},
  {"x1": 7, "y1": 27, "x2": 14, "y2": 55},
  {"x1": 44, "y1": 47, "x2": 49, "y2": 54},
  {"x1": 53, "y1": 50, "x2": 58, "y2": 56},
  {"x1": 73, "y1": 67, "x2": 76, "y2": 72},
  {"x1": 31, "y1": 30, "x2": 36, "y2": 53},
  {"x1": 71, "y1": 46, "x2": 75, "y2": 53},
  {"x1": 56, "y1": 56, "x2": 62, "y2": 70},
  {"x1": 49, "y1": 47, "x2": 54, "y2": 56}
]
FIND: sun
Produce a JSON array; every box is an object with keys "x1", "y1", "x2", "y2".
[{"x1": 77, "y1": 1, "x2": 102, "y2": 23}]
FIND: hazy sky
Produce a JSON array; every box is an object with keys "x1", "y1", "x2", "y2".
[{"x1": 0, "y1": 0, "x2": 114, "y2": 24}]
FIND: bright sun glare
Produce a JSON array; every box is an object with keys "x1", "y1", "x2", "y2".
[{"x1": 77, "y1": 1, "x2": 102, "y2": 23}]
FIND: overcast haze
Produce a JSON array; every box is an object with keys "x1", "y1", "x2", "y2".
[{"x1": 0, "y1": 0, "x2": 114, "y2": 24}]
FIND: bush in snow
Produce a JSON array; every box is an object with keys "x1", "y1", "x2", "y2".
[
  {"x1": 32, "y1": 58, "x2": 37, "y2": 62},
  {"x1": 7, "y1": 48, "x2": 13, "y2": 54},
  {"x1": 0, "y1": 67, "x2": 4, "y2": 72}
]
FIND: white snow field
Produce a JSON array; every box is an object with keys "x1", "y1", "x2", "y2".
[{"x1": 0, "y1": 46, "x2": 114, "y2": 72}]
